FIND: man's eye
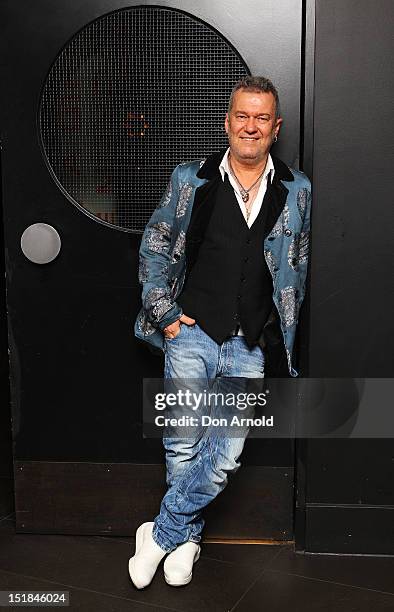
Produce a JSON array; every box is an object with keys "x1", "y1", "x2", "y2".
[
  {"x1": 237, "y1": 115, "x2": 247, "y2": 119},
  {"x1": 258, "y1": 117, "x2": 269, "y2": 122}
]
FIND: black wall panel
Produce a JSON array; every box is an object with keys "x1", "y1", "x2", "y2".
[
  {"x1": 298, "y1": 0, "x2": 394, "y2": 554},
  {"x1": 0, "y1": 162, "x2": 14, "y2": 518},
  {"x1": 310, "y1": 0, "x2": 394, "y2": 379}
]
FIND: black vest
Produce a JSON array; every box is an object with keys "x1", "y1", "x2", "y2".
[{"x1": 177, "y1": 176, "x2": 274, "y2": 347}]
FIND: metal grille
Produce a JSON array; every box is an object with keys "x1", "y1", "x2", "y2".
[{"x1": 39, "y1": 7, "x2": 249, "y2": 232}]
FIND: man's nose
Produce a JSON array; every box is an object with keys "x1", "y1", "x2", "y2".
[{"x1": 244, "y1": 118, "x2": 257, "y2": 133}]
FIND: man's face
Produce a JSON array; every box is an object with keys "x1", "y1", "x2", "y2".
[{"x1": 225, "y1": 89, "x2": 282, "y2": 165}]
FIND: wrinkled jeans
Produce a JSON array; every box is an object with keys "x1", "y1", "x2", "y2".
[{"x1": 152, "y1": 322, "x2": 265, "y2": 552}]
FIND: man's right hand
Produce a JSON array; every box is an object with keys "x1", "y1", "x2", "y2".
[{"x1": 163, "y1": 314, "x2": 196, "y2": 339}]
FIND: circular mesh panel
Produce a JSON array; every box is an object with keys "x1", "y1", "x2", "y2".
[{"x1": 39, "y1": 7, "x2": 249, "y2": 232}]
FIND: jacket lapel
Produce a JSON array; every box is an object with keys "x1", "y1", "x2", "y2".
[
  {"x1": 187, "y1": 175, "x2": 221, "y2": 240},
  {"x1": 264, "y1": 155, "x2": 294, "y2": 237},
  {"x1": 187, "y1": 149, "x2": 225, "y2": 236},
  {"x1": 183, "y1": 150, "x2": 223, "y2": 274}
]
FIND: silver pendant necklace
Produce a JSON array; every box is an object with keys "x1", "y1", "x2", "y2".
[{"x1": 228, "y1": 157, "x2": 266, "y2": 204}]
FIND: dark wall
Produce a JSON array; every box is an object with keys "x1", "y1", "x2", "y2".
[
  {"x1": 0, "y1": 159, "x2": 14, "y2": 518},
  {"x1": 310, "y1": 0, "x2": 394, "y2": 378},
  {"x1": 299, "y1": 0, "x2": 394, "y2": 554}
]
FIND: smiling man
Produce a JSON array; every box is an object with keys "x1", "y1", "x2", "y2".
[{"x1": 131, "y1": 76, "x2": 312, "y2": 589}]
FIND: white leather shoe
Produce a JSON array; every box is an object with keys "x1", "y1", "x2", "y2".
[
  {"x1": 128, "y1": 522, "x2": 167, "y2": 589},
  {"x1": 163, "y1": 541, "x2": 201, "y2": 586}
]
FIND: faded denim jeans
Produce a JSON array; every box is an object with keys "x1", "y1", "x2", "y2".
[{"x1": 152, "y1": 322, "x2": 265, "y2": 552}]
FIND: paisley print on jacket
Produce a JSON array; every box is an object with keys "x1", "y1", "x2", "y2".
[
  {"x1": 288, "y1": 231, "x2": 310, "y2": 270},
  {"x1": 297, "y1": 187, "x2": 308, "y2": 221},
  {"x1": 136, "y1": 310, "x2": 156, "y2": 336},
  {"x1": 171, "y1": 230, "x2": 186, "y2": 263},
  {"x1": 270, "y1": 204, "x2": 290, "y2": 237},
  {"x1": 278, "y1": 286, "x2": 298, "y2": 327},
  {"x1": 264, "y1": 249, "x2": 279, "y2": 280},
  {"x1": 144, "y1": 287, "x2": 174, "y2": 323},
  {"x1": 146, "y1": 221, "x2": 171, "y2": 254},
  {"x1": 158, "y1": 180, "x2": 172, "y2": 208},
  {"x1": 138, "y1": 257, "x2": 149, "y2": 283},
  {"x1": 176, "y1": 183, "x2": 193, "y2": 218}
]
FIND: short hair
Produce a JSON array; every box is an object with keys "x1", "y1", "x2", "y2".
[{"x1": 228, "y1": 76, "x2": 281, "y2": 120}]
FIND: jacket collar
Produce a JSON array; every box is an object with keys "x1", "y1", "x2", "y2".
[{"x1": 196, "y1": 148, "x2": 294, "y2": 183}]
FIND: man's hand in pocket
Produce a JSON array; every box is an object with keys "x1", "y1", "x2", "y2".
[{"x1": 163, "y1": 315, "x2": 196, "y2": 339}]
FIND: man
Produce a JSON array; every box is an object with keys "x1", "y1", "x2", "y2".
[{"x1": 130, "y1": 76, "x2": 312, "y2": 589}]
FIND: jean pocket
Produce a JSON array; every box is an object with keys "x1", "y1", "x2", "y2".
[{"x1": 165, "y1": 324, "x2": 183, "y2": 342}]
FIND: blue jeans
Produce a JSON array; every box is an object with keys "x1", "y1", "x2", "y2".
[{"x1": 152, "y1": 322, "x2": 265, "y2": 553}]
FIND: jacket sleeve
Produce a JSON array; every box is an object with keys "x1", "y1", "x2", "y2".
[
  {"x1": 297, "y1": 178, "x2": 312, "y2": 304},
  {"x1": 138, "y1": 166, "x2": 184, "y2": 331}
]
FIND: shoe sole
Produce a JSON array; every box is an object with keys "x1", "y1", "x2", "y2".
[{"x1": 164, "y1": 547, "x2": 201, "y2": 586}]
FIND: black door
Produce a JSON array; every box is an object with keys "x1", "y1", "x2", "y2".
[{"x1": 0, "y1": 0, "x2": 304, "y2": 539}]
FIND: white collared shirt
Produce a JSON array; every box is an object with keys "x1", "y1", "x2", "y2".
[{"x1": 219, "y1": 147, "x2": 275, "y2": 228}]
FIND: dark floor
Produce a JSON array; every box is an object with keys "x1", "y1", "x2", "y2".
[{"x1": 0, "y1": 513, "x2": 394, "y2": 612}]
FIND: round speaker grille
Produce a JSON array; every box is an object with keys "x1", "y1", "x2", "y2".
[{"x1": 39, "y1": 7, "x2": 249, "y2": 232}]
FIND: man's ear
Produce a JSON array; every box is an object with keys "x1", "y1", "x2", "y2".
[
  {"x1": 224, "y1": 113, "x2": 229, "y2": 134},
  {"x1": 274, "y1": 116, "x2": 283, "y2": 138}
]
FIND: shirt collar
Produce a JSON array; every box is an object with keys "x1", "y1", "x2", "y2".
[{"x1": 219, "y1": 147, "x2": 275, "y2": 183}]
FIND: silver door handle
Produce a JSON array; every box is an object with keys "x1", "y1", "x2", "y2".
[{"x1": 20, "y1": 223, "x2": 61, "y2": 264}]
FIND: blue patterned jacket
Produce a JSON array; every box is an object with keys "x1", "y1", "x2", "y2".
[{"x1": 134, "y1": 150, "x2": 312, "y2": 377}]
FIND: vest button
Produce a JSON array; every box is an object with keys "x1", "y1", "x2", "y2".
[
  {"x1": 244, "y1": 257, "x2": 249, "y2": 263},
  {"x1": 284, "y1": 229, "x2": 292, "y2": 237},
  {"x1": 246, "y1": 238, "x2": 251, "y2": 244}
]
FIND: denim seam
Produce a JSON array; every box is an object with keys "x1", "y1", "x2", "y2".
[
  {"x1": 174, "y1": 454, "x2": 204, "y2": 504},
  {"x1": 152, "y1": 523, "x2": 174, "y2": 553},
  {"x1": 207, "y1": 435, "x2": 220, "y2": 472},
  {"x1": 188, "y1": 524, "x2": 201, "y2": 541}
]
